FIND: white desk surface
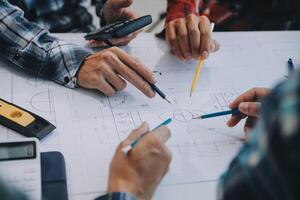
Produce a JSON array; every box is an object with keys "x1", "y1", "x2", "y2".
[{"x1": 1, "y1": 31, "x2": 300, "y2": 200}]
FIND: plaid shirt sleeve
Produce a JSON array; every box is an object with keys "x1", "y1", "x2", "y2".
[
  {"x1": 166, "y1": 0, "x2": 199, "y2": 23},
  {"x1": 218, "y1": 72, "x2": 300, "y2": 199},
  {"x1": 0, "y1": 0, "x2": 91, "y2": 88}
]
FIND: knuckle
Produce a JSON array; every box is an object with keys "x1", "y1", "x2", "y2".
[
  {"x1": 102, "y1": 67, "x2": 113, "y2": 76},
  {"x1": 176, "y1": 18, "x2": 185, "y2": 24},
  {"x1": 109, "y1": 46, "x2": 119, "y2": 52},
  {"x1": 147, "y1": 135, "x2": 161, "y2": 149},
  {"x1": 187, "y1": 14, "x2": 195, "y2": 21},
  {"x1": 127, "y1": 70, "x2": 136, "y2": 81},
  {"x1": 166, "y1": 21, "x2": 174, "y2": 28},
  {"x1": 201, "y1": 30, "x2": 210, "y2": 38},
  {"x1": 199, "y1": 15, "x2": 209, "y2": 23},
  {"x1": 141, "y1": 82, "x2": 151, "y2": 93},
  {"x1": 179, "y1": 32, "x2": 187, "y2": 39},
  {"x1": 189, "y1": 28, "x2": 199, "y2": 36},
  {"x1": 99, "y1": 65, "x2": 110, "y2": 75},
  {"x1": 101, "y1": 51, "x2": 114, "y2": 61},
  {"x1": 89, "y1": 74, "x2": 100, "y2": 84}
]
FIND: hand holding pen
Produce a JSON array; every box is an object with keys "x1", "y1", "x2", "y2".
[{"x1": 227, "y1": 87, "x2": 271, "y2": 136}]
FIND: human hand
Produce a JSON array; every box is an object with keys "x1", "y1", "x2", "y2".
[
  {"x1": 227, "y1": 88, "x2": 271, "y2": 136},
  {"x1": 77, "y1": 47, "x2": 156, "y2": 98},
  {"x1": 165, "y1": 14, "x2": 219, "y2": 61},
  {"x1": 108, "y1": 122, "x2": 172, "y2": 200},
  {"x1": 89, "y1": 0, "x2": 140, "y2": 47}
]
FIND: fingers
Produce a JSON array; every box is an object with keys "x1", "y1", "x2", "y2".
[
  {"x1": 108, "y1": 48, "x2": 156, "y2": 98},
  {"x1": 229, "y1": 87, "x2": 270, "y2": 109},
  {"x1": 227, "y1": 88, "x2": 270, "y2": 127},
  {"x1": 239, "y1": 102, "x2": 261, "y2": 117},
  {"x1": 122, "y1": 122, "x2": 150, "y2": 147},
  {"x1": 176, "y1": 19, "x2": 192, "y2": 60},
  {"x1": 227, "y1": 113, "x2": 246, "y2": 127},
  {"x1": 166, "y1": 22, "x2": 184, "y2": 60},
  {"x1": 108, "y1": 0, "x2": 133, "y2": 9},
  {"x1": 198, "y1": 16, "x2": 211, "y2": 60},
  {"x1": 151, "y1": 126, "x2": 171, "y2": 144},
  {"x1": 111, "y1": 47, "x2": 156, "y2": 84},
  {"x1": 166, "y1": 14, "x2": 217, "y2": 61},
  {"x1": 187, "y1": 15, "x2": 200, "y2": 59},
  {"x1": 210, "y1": 39, "x2": 220, "y2": 52},
  {"x1": 227, "y1": 102, "x2": 261, "y2": 127},
  {"x1": 244, "y1": 117, "x2": 256, "y2": 136},
  {"x1": 102, "y1": 65, "x2": 127, "y2": 91},
  {"x1": 134, "y1": 126, "x2": 172, "y2": 161}
]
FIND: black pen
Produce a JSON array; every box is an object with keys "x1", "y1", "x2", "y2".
[
  {"x1": 150, "y1": 84, "x2": 172, "y2": 104},
  {"x1": 105, "y1": 40, "x2": 172, "y2": 104},
  {"x1": 288, "y1": 58, "x2": 295, "y2": 76}
]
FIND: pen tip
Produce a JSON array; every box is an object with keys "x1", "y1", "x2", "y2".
[{"x1": 165, "y1": 98, "x2": 172, "y2": 104}]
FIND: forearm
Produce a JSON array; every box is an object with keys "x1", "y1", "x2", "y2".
[
  {"x1": 166, "y1": 0, "x2": 198, "y2": 23},
  {"x1": 0, "y1": 0, "x2": 91, "y2": 88}
]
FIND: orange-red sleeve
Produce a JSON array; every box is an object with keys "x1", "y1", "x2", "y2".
[{"x1": 166, "y1": 0, "x2": 199, "y2": 23}]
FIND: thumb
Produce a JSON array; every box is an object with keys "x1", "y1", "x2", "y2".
[
  {"x1": 108, "y1": 0, "x2": 133, "y2": 9},
  {"x1": 239, "y1": 102, "x2": 261, "y2": 117}
]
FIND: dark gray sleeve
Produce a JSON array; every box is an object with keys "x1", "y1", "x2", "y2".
[{"x1": 0, "y1": 180, "x2": 28, "y2": 200}]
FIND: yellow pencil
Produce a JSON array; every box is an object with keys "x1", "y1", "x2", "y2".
[
  {"x1": 189, "y1": 23, "x2": 215, "y2": 98},
  {"x1": 190, "y1": 60, "x2": 204, "y2": 97}
]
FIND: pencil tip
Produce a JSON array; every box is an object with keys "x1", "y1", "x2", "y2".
[
  {"x1": 122, "y1": 146, "x2": 132, "y2": 155},
  {"x1": 192, "y1": 116, "x2": 201, "y2": 119},
  {"x1": 190, "y1": 92, "x2": 193, "y2": 98}
]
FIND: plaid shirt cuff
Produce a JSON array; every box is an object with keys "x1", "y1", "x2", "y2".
[
  {"x1": 47, "y1": 40, "x2": 91, "y2": 88},
  {"x1": 95, "y1": 192, "x2": 137, "y2": 200}
]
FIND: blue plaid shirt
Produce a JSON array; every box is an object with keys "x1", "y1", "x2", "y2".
[
  {"x1": 0, "y1": 0, "x2": 92, "y2": 88},
  {"x1": 218, "y1": 71, "x2": 300, "y2": 200},
  {"x1": 7, "y1": 0, "x2": 99, "y2": 33}
]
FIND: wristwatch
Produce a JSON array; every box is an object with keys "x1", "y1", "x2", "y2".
[
  {"x1": 94, "y1": 0, "x2": 108, "y2": 26},
  {"x1": 95, "y1": 192, "x2": 137, "y2": 200}
]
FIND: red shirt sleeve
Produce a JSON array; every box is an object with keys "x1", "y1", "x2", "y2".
[{"x1": 166, "y1": 0, "x2": 199, "y2": 23}]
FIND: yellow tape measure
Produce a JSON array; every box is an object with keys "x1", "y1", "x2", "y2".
[
  {"x1": 0, "y1": 98, "x2": 55, "y2": 139},
  {"x1": 0, "y1": 100, "x2": 35, "y2": 127}
]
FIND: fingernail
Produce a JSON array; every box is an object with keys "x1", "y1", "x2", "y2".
[
  {"x1": 150, "y1": 90, "x2": 156, "y2": 98},
  {"x1": 201, "y1": 51, "x2": 209, "y2": 59}
]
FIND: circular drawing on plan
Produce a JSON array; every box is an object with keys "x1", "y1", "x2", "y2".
[
  {"x1": 30, "y1": 90, "x2": 52, "y2": 113},
  {"x1": 173, "y1": 110, "x2": 193, "y2": 122}
]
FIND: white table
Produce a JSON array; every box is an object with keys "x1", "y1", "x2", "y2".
[{"x1": 1, "y1": 32, "x2": 299, "y2": 200}]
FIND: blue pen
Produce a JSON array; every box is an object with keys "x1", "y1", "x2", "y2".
[
  {"x1": 122, "y1": 118, "x2": 172, "y2": 154},
  {"x1": 193, "y1": 108, "x2": 240, "y2": 119},
  {"x1": 288, "y1": 58, "x2": 295, "y2": 76}
]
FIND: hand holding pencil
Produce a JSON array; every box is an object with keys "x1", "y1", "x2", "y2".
[
  {"x1": 108, "y1": 122, "x2": 172, "y2": 200},
  {"x1": 190, "y1": 23, "x2": 215, "y2": 97},
  {"x1": 227, "y1": 87, "x2": 271, "y2": 135}
]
